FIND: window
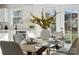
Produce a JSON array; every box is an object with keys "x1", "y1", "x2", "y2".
[
  {"x1": 43, "y1": 8, "x2": 56, "y2": 34},
  {"x1": 64, "y1": 8, "x2": 78, "y2": 43}
]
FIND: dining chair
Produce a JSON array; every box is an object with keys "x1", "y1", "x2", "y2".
[
  {"x1": 13, "y1": 34, "x2": 25, "y2": 44},
  {"x1": 68, "y1": 38, "x2": 79, "y2": 55},
  {"x1": 0, "y1": 41, "x2": 24, "y2": 55},
  {"x1": 52, "y1": 37, "x2": 79, "y2": 55}
]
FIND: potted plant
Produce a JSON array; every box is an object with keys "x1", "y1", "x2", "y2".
[
  {"x1": 30, "y1": 10, "x2": 57, "y2": 30},
  {"x1": 30, "y1": 9, "x2": 59, "y2": 40}
]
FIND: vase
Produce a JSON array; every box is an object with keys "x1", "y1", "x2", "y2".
[{"x1": 40, "y1": 29, "x2": 50, "y2": 41}]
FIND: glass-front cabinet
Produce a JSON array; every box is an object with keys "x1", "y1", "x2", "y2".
[
  {"x1": 13, "y1": 9, "x2": 22, "y2": 25},
  {"x1": 0, "y1": 8, "x2": 8, "y2": 22},
  {"x1": 11, "y1": 8, "x2": 22, "y2": 30},
  {"x1": 64, "y1": 8, "x2": 78, "y2": 43}
]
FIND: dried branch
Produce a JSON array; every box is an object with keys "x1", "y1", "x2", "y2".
[{"x1": 30, "y1": 10, "x2": 58, "y2": 29}]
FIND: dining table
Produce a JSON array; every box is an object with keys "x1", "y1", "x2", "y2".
[{"x1": 20, "y1": 40, "x2": 58, "y2": 55}]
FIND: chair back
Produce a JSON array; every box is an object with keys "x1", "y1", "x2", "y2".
[
  {"x1": 0, "y1": 41, "x2": 24, "y2": 55},
  {"x1": 13, "y1": 34, "x2": 24, "y2": 44},
  {"x1": 68, "y1": 38, "x2": 79, "y2": 55}
]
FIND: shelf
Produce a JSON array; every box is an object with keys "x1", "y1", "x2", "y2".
[
  {"x1": 0, "y1": 30, "x2": 26, "y2": 31},
  {"x1": 0, "y1": 30, "x2": 27, "y2": 31}
]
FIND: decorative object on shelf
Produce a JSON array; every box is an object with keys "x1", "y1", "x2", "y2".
[
  {"x1": 30, "y1": 9, "x2": 58, "y2": 29},
  {"x1": 4, "y1": 25, "x2": 8, "y2": 30},
  {"x1": 29, "y1": 25, "x2": 35, "y2": 29},
  {"x1": 15, "y1": 25, "x2": 17, "y2": 30}
]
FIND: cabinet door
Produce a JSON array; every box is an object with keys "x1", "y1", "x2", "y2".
[
  {"x1": 0, "y1": 8, "x2": 8, "y2": 22},
  {"x1": 0, "y1": 9, "x2": 4, "y2": 22},
  {"x1": 11, "y1": 9, "x2": 22, "y2": 26}
]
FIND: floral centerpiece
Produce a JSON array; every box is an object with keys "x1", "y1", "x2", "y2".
[
  {"x1": 30, "y1": 9, "x2": 57, "y2": 30},
  {"x1": 30, "y1": 9, "x2": 59, "y2": 41}
]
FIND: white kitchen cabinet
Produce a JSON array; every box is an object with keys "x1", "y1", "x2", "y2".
[{"x1": 0, "y1": 8, "x2": 9, "y2": 22}]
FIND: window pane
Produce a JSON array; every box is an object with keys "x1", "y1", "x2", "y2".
[
  {"x1": 65, "y1": 13, "x2": 71, "y2": 21},
  {"x1": 13, "y1": 10, "x2": 21, "y2": 17},
  {"x1": 43, "y1": 8, "x2": 56, "y2": 33},
  {"x1": 72, "y1": 13, "x2": 78, "y2": 21},
  {"x1": 72, "y1": 21, "x2": 78, "y2": 42}
]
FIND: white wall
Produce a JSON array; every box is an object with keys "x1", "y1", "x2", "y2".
[{"x1": 0, "y1": 4, "x2": 79, "y2": 39}]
